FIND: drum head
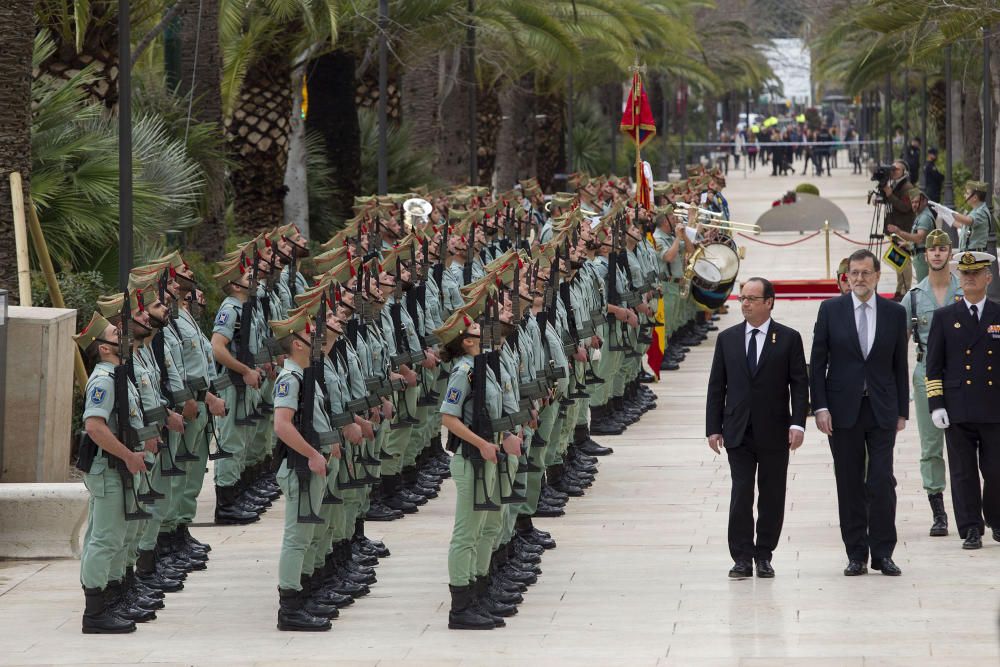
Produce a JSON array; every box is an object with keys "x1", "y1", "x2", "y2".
[
  {"x1": 701, "y1": 243, "x2": 740, "y2": 281},
  {"x1": 692, "y1": 259, "x2": 723, "y2": 284}
]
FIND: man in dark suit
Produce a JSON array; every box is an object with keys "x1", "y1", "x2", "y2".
[
  {"x1": 811, "y1": 249, "x2": 909, "y2": 577},
  {"x1": 707, "y1": 277, "x2": 809, "y2": 579},
  {"x1": 924, "y1": 250, "x2": 1000, "y2": 550}
]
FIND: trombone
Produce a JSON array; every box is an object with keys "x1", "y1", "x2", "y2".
[{"x1": 674, "y1": 203, "x2": 761, "y2": 235}]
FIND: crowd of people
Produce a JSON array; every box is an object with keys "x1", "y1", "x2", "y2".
[{"x1": 71, "y1": 165, "x2": 736, "y2": 634}]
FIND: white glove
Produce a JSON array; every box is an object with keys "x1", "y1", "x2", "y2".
[
  {"x1": 931, "y1": 408, "x2": 950, "y2": 430},
  {"x1": 591, "y1": 348, "x2": 602, "y2": 363}
]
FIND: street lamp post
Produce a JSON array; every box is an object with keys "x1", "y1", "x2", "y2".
[
  {"x1": 920, "y1": 70, "x2": 927, "y2": 187},
  {"x1": 984, "y1": 26, "x2": 994, "y2": 212},
  {"x1": 466, "y1": 0, "x2": 477, "y2": 186},
  {"x1": 944, "y1": 45, "x2": 955, "y2": 208},
  {"x1": 118, "y1": 0, "x2": 133, "y2": 290},
  {"x1": 377, "y1": 0, "x2": 388, "y2": 195}
]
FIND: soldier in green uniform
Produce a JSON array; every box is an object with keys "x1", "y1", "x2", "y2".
[
  {"x1": 652, "y1": 207, "x2": 687, "y2": 371},
  {"x1": 888, "y1": 189, "x2": 935, "y2": 282},
  {"x1": 75, "y1": 311, "x2": 158, "y2": 634},
  {"x1": 952, "y1": 180, "x2": 993, "y2": 252},
  {"x1": 271, "y1": 310, "x2": 340, "y2": 631},
  {"x1": 210, "y1": 258, "x2": 263, "y2": 525},
  {"x1": 903, "y1": 229, "x2": 962, "y2": 537},
  {"x1": 437, "y1": 310, "x2": 514, "y2": 630}
]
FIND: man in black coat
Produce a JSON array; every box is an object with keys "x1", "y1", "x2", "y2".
[
  {"x1": 811, "y1": 249, "x2": 909, "y2": 577},
  {"x1": 706, "y1": 277, "x2": 809, "y2": 579},
  {"x1": 923, "y1": 148, "x2": 944, "y2": 202},
  {"x1": 924, "y1": 250, "x2": 1000, "y2": 550}
]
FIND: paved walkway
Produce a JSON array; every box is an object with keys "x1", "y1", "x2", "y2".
[{"x1": 2, "y1": 163, "x2": 999, "y2": 665}]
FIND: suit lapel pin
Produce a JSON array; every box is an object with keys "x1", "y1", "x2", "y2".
[
  {"x1": 771, "y1": 332, "x2": 776, "y2": 344},
  {"x1": 954, "y1": 322, "x2": 961, "y2": 328}
]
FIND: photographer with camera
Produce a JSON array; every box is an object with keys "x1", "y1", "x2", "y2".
[{"x1": 877, "y1": 161, "x2": 916, "y2": 300}]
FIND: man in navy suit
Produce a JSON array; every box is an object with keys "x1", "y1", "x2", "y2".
[
  {"x1": 811, "y1": 249, "x2": 909, "y2": 576},
  {"x1": 706, "y1": 277, "x2": 809, "y2": 579}
]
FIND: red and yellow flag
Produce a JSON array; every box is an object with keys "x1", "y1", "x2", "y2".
[{"x1": 619, "y1": 72, "x2": 657, "y2": 149}]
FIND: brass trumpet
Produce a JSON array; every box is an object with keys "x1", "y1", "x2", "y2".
[{"x1": 674, "y1": 205, "x2": 761, "y2": 235}]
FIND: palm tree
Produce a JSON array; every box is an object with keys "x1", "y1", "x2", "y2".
[
  {"x1": 812, "y1": 0, "x2": 1000, "y2": 182},
  {"x1": 220, "y1": 0, "x2": 343, "y2": 236},
  {"x1": 31, "y1": 33, "x2": 206, "y2": 273},
  {"x1": 177, "y1": 0, "x2": 228, "y2": 260},
  {"x1": 0, "y1": 0, "x2": 34, "y2": 301}
]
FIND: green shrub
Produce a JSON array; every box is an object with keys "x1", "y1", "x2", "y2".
[
  {"x1": 795, "y1": 183, "x2": 820, "y2": 196},
  {"x1": 30, "y1": 270, "x2": 111, "y2": 331}
]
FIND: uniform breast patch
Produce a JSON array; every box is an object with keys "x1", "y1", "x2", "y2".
[
  {"x1": 446, "y1": 388, "x2": 463, "y2": 404},
  {"x1": 91, "y1": 387, "x2": 106, "y2": 405},
  {"x1": 276, "y1": 381, "x2": 290, "y2": 398}
]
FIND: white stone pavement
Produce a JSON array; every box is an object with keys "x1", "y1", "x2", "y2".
[{"x1": 1, "y1": 162, "x2": 998, "y2": 665}]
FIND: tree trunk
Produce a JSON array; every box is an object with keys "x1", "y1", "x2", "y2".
[
  {"x1": 284, "y1": 62, "x2": 309, "y2": 239},
  {"x1": 399, "y1": 51, "x2": 440, "y2": 161},
  {"x1": 476, "y1": 83, "x2": 500, "y2": 187},
  {"x1": 225, "y1": 52, "x2": 292, "y2": 237},
  {"x1": 437, "y1": 47, "x2": 473, "y2": 184},
  {"x1": 534, "y1": 88, "x2": 565, "y2": 193},
  {"x1": 493, "y1": 78, "x2": 532, "y2": 191},
  {"x1": 992, "y1": 31, "x2": 1000, "y2": 205},
  {"x1": 962, "y1": 83, "x2": 982, "y2": 178},
  {"x1": 950, "y1": 79, "x2": 966, "y2": 171},
  {"x1": 0, "y1": 0, "x2": 33, "y2": 301},
  {"x1": 177, "y1": 0, "x2": 226, "y2": 259},
  {"x1": 305, "y1": 49, "x2": 361, "y2": 226}
]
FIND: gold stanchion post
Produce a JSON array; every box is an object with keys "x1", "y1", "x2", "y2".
[{"x1": 823, "y1": 219, "x2": 831, "y2": 278}]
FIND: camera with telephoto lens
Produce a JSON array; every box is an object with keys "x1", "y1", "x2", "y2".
[{"x1": 871, "y1": 164, "x2": 893, "y2": 187}]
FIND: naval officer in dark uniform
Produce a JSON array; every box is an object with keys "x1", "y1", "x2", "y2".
[{"x1": 925, "y1": 250, "x2": 1000, "y2": 549}]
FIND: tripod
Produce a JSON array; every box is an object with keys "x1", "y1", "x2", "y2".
[{"x1": 866, "y1": 189, "x2": 890, "y2": 255}]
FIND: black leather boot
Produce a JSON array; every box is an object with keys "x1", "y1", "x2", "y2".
[
  {"x1": 928, "y1": 493, "x2": 949, "y2": 537},
  {"x1": 573, "y1": 424, "x2": 614, "y2": 456},
  {"x1": 301, "y1": 573, "x2": 339, "y2": 619},
  {"x1": 354, "y1": 517, "x2": 391, "y2": 557},
  {"x1": 381, "y1": 474, "x2": 418, "y2": 514},
  {"x1": 214, "y1": 484, "x2": 259, "y2": 525},
  {"x1": 178, "y1": 523, "x2": 211, "y2": 553},
  {"x1": 123, "y1": 567, "x2": 164, "y2": 610},
  {"x1": 135, "y1": 548, "x2": 184, "y2": 592},
  {"x1": 475, "y1": 575, "x2": 517, "y2": 617},
  {"x1": 448, "y1": 584, "x2": 496, "y2": 630},
  {"x1": 589, "y1": 404, "x2": 624, "y2": 435},
  {"x1": 107, "y1": 579, "x2": 156, "y2": 623},
  {"x1": 82, "y1": 586, "x2": 135, "y2": 634},
  {"x1": 277, "y1": 587, "x2": 331, "y2": 631}
]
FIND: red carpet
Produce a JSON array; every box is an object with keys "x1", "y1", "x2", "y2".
[{"x1": 725, "y1": 279, "x2": 895, "y2": 301}]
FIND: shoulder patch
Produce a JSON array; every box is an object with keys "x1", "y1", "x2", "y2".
[
  {"x1": 276, "y1": 380, "x2": 290, "y2": 398},
  {"x1": 446, "y1": 387, "x2": 463, "y2": 404},
  {"x1": 216, "y1": 311, "x2": 230, "y2": 326},
  {"x1": 90, "y1": 386, "x2": 107, "y2": 405}
]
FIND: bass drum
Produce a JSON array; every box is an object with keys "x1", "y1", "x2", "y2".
[{"x1": 689, "y1": 241, "x2": 740, "y2": 310}]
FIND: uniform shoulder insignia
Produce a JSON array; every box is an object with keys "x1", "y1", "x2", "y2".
[
  {"x1": 276, "y1": 380, "x2": 291, "y2": 397},
  {"x1": 216, "y1": 311, "x2": 230, "y2": 325},
  {"x1": 446, "y1": 387, "x2": 463, "y2": 404},
  {"x1": 90, "y1": 386, "x2": 107, "y2": 405}
]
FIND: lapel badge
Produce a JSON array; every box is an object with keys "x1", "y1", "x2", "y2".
[
  {"x1": 954, "y1": 322, "x2": 961, "y2": 328},
  {"x1": 771, "y1": 332, "x2": 776, "y2": 344}
]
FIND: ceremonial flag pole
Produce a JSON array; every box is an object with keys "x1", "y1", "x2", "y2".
[{"x1": 619, "y1": 62, "x2": 662, "y2": 374}]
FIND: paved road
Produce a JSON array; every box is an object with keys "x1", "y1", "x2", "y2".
[{"x1": 1, "y1": 164, "x2": 998, "y2": 665}]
